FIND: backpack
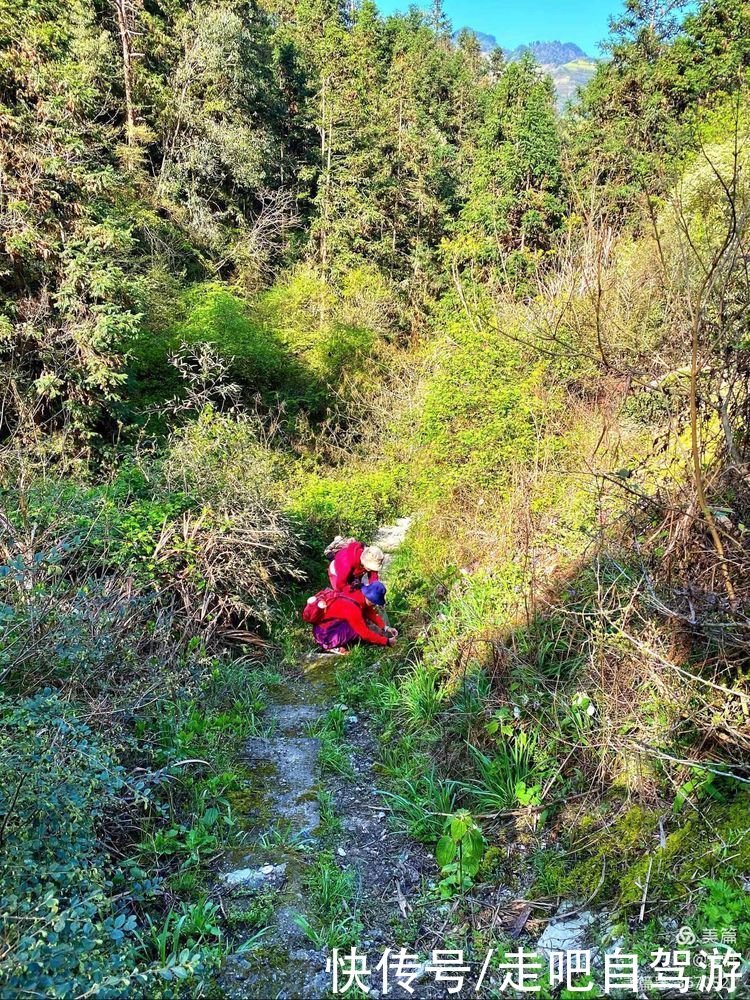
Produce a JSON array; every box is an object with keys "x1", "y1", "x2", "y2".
[
  {"x1": 323, "y1": 535, "x2": 356, "y2": 560},
  {"x1": 302, "y1": 588, "x2": 357, "y2": 625},
  {"x1": 302, "y1": 588, "x2": 340, "y2": 625}
]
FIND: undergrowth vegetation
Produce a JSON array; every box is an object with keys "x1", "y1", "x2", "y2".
[{"x1": 3, "y1": 0, "x2": 750, "y2": 994}]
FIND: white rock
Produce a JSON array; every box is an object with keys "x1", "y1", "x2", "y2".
[
  {"x1": 221, "y1": 868, "x2": 266, "y2": 888},
  {"x1": 537, "y1": 908, "x2": 596, "y2": 957}
]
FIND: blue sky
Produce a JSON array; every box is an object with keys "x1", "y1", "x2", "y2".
[{"x1": 374, "y1": 0, "x2": 625, "y2": 57}]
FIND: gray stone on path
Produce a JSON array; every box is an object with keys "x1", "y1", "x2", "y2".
[
  {"x1": 220, "y1": 863, "x2": 287, "y2": 889},
  {"x1": 372, "y1": 516, "x2": 412, "y2": 576},
  {"x1": 372, "y1": 516, "x2": 412, "y2": 553},
  {"x1": 536, "y1": 906, "x2": 596, "y2": 956}
]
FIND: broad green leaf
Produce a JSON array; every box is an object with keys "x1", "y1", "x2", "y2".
[{"x1": 436, "y1": 835, "x2": 457, "y2": 868}]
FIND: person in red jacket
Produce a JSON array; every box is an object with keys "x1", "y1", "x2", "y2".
[
  {"x1": 313, "y1": 581, "x2": 397, "y2": 654},
  {"x1": 328, "y1": 541, "x2": 384, "y2": 593}
]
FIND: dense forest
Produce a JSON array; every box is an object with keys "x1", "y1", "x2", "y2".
[{"x1": 2, "y1": 0, "x2": 750, "y2": 994}]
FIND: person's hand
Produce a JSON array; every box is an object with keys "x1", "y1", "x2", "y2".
[
  {"x1": 387, "y1": 636, "x2": 397, "y2": 647},
  {"x1": 385, "y1": 626, "x2": 398, "y2": 639}
]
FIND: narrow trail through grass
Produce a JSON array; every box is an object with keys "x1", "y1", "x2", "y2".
[{"x1": 216, "y1": 517, "x2": 440, "y2": 998}]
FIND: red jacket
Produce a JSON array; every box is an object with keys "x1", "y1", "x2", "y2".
[
  {"x1": 328, "y1": 540, "x2": 380, "y2": 593},
  {"x1": 323, "y1": 589, "x2": 388, "y2": 646}
]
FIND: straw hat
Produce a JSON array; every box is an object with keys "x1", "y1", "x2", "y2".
[{"x1": 361, "y1": 545, "x2": 385, "y2": 571}]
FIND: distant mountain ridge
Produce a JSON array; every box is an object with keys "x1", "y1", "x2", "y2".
[
  {"x1": 509, "y1": 40, "x2": 588, "y2": 64},
  {"x1": 455, "y1": 29, "x2": 591, "y2": 63},
  {"x1": 454, "y1": 29, "x2": 599, "y2": 108}
]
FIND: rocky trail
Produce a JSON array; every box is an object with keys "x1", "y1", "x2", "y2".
[{"x1": 216, "y1": 518, "x2": 449, "y2": 998}]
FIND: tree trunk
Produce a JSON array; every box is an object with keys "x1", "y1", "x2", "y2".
[
  {"x1": 113, "y1": 0, "x2": 140, "y2": 144},
  {"x1": 319, "y1": 76, "x2": 330, "y2": 331}
]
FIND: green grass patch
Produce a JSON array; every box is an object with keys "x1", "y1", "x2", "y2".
[{"x1": 294, "y1": 852, "x2": 363, "y2": 950}]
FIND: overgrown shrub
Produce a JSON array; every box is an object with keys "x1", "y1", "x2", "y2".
[
  {"x1": 128, "y1": 282, "x2": 313, "y2": 415},
  {"x1": 258, "y1": 265, "x2": 389, "y2": 394},
  {"x1": 162, "y1": 408, "x2": 304, "y2": 630},
  {"x1": 418, "y1": 302, "x2": 549, "y2": 488},
  {"x1": 2, "y1": 410, "x2": 304, "y2": 642},
  {"x1": 170, "y1": 284, "x2": 291, "y2": 391},
  {"x1": 286, "y1": 465, "x2": 402, "y2": 556},
  {"x1": 0, "y1": 692, "x2": 150, "y2": 996}
]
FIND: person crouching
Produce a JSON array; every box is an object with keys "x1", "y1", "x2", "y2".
[
  {"x1": 313, "y1": 581, "x2": 397, "y2": 655},
  {"x1": 328, "y1": 540, "x2": 385, "y2": 593}
]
